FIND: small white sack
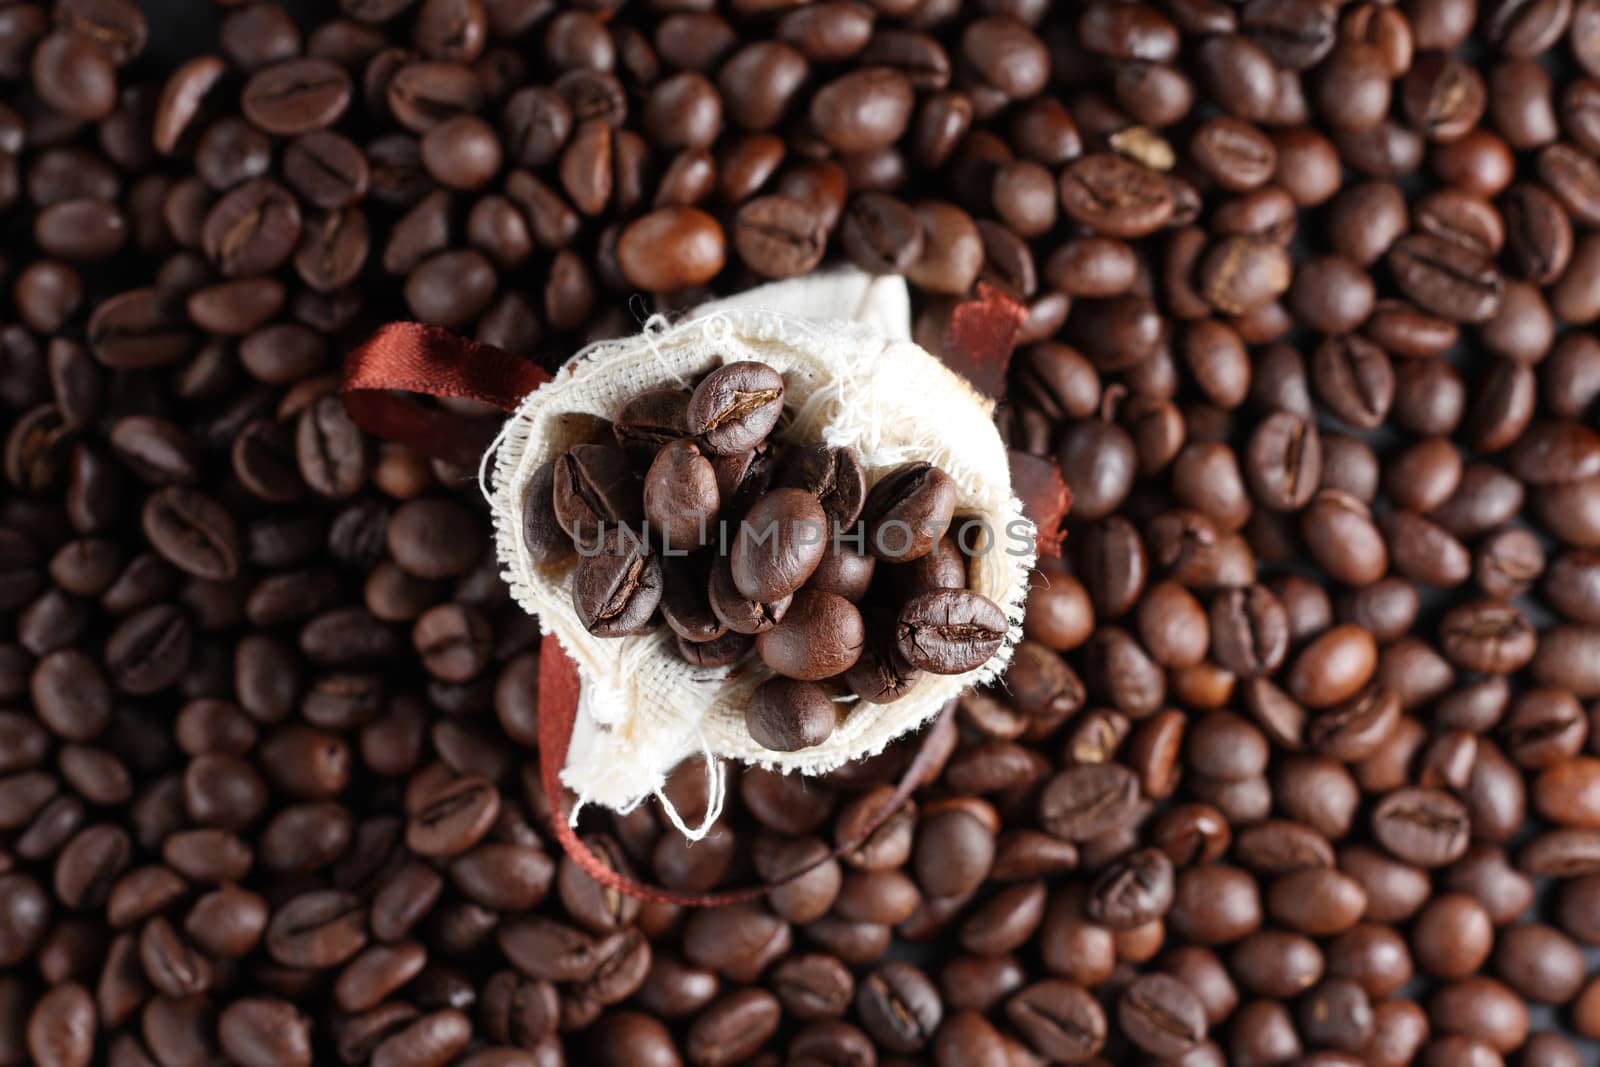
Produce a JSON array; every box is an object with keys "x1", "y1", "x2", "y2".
[{"x1": 483, "y1": 268, "x2": 1035, "y2": 836}]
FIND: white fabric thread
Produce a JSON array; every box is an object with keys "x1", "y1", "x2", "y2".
[{"x1": 485, "y1": 270, "x2": 1035, "y2": 834}]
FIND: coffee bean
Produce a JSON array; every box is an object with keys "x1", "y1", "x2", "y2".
[
  {"x1": 757, "y1": 590, "x2": 863, "y2": 681},
  {"x1": 219, "y1": 999, "x2": 313, "y2": 1067},
  {"x1": 369, "y1": 1008, "x2": 472, "y2": 1067},
  {"x1": 1372, "y1": 787, "x2": 1473, "y2": 867},
  {"x1": 198, "y1": 178, "x2": 302, "y2": 280},
  {"x1": 746, "y1": 677, "x2": 835, "y2": 752},
  {"x1": 294, "y1": 207, "x2": 370, "y2": 292},
  {"x1": 612, "y1": 388, "x2": 690, "y2": 461},
  {"x1": 264, "y1": 890, "x2": 369, "y2": 970},
  {"x1": 1087, "y1": 847, "x2": 1175, "y2": 928},
  {"x1": 686, "y1": 989, "x2": 782, "y2": 1066},
  {"x1": 660, "y1": 555, "x2": 724, "y2": 647},
  {"x1": 896, "y1": 589, "x2": 1007, "y2": 674},
  {"x1": 404, "y1": 775, "x2": 497, "y2": 860},
  {"x1": 33, "y1": 31, "x2": 117, "y2": 120},
  {"x1": 861, "y1": 462, "x2": 958, "y2": 563},
  {"x1": 141, "y1": 487, "x2": 240, "y2": 581},
  {"x1": 904, "y1": 200, "x2": 982, "y2": 295},
  {"x1": 613, "y1": 205, "x2": 726, "y2": 292},
  {"x1": 687, "y1": 362, "x2": 784, "y2": 457},
  {"x1": 1388, "y1": 233, "x2": 1506, "y2": 323},
  {"x1": 1209, "y1": 585, "x2": 1289, "y2": 677},
  {"x1": 1245, "y1": 411, "x2": 1321, "y2": 510},
  {"x1": 25, "y1": 982, "x2": 97, "y2": 1067},
  {"x1": 1119, "y1": 973, "x2": 1205, "y2": 1058},
  {"x1": 1439, "y1": 598, "x2": 1539, "y2": 674},
  {"x1": 840, "y1": 193, "x2": 924, "y2": 274},
  {"x1": 138, "y1": 915, "x2": 212, "y2": 997},
  {"x1": 643, "y1": 440, "x2": 719, "y2": 551},
  {"x1": 243, "y1": 58, "x2": 351, "y2": 135},
  {"x1": 551, "y1": 444, "x2": 640, "y2": 546},
  {"x1": 1059, "y1": 153, "x2": 1174, "y2": 237},
  {"x1": 420, "y1": 115, "x2": 502, "y2": 190},
  {"x1": 1197, "y1": 234, "x2": 1292, "y2": 314},
  {"x1": 808, "y1": 67, "x2": 913, "y2": 154},
  {"x1": 1039, "y1": 763, "x2": 1139, "y2": 842},
  {"x1": 777, "y1": 446, "x2": 866, "y2": 531},
  {"x1": 1005, "y1": 979, "x2": 1106, "y2": 1061},
  {"x1": 734, "y1": 195, "x2": 825, "y2": 280},
  {"x1": 708, "y1": 552, "x2": 790, "y2": 636},
  {"x1": 842, "y1": 641, "x2": 920, "y2": 705},
  {"x1": 405, "y1": 249, "x2": 497, "y2": 327},
  {"x1": 571, "y1": 529, "x2": 662, "y2": 637},
  {"x1": 106, "y1": 604, "x2": 192, "y2": 694},
  {"x1": 726, "y1": 488, "x2": 830, "y2": 606},
  {"x1": 282, "y1": 130, "x2": 369, "y2": 210},
  {"x1": 857, "y1": 962, "x2": 941, "y2": 1053}
]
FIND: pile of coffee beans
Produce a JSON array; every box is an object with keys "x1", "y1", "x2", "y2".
[
  {"x1": 526, "y1": 360, "x2": 1010, "y2": 752},
  {"x1": 6, "y1": 0, "x2": 1600, "y2": 1063}
]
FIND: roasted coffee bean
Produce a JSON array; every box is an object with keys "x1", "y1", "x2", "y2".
[
  {"x1": 572, "y1": 529, "x2": 662, "y2": 636},
  {"x1": 1059, "y1": 153, "x2": 1174, "y2": 237},
  {"x1": 613, "y1": 388, "x2": 690, "y2": 460},
  {"x1": 840, "y1": 193, "x2": 924, "y2": 274},
  {"x1": 1373, "y1": 787, "x2": 1472, "y2": 867},
  {"x1": 201, "y1": 178, "x2": 302, "y2": 280},
  {"x1": 660, "y1": 555, "x2": 726, "y2": 646},
  {"x1": 240, "y1": 58, "x2": 351, "y2": 136},
  {"x1": 843, "y1": 641, "x2": 921, "y2": 705},
  {"x1": 778, "y1": 446, "x2": 866, "y2": 529},
  {"x1": 687, "y1": 362, "x2": 784, "y2": 456},
  {"x1": 404, "y1": 249, "x2": 497, "y2": 327},
  {"x1": 219, "y1": 998, "x2": 313, "y2": 1067},
  {"x1": 809, "y1": 68, "x2": 914, "y2": 154},
  {"x1": 1087, "y1": 847, "x2": 1175, "y2": 929},
  {"x1": 731, "y1": 489, "x2": 827, "y2": 603},
  {"x1": 296, "y1": 394, "x2": 368, "y2": 499},
  {"x1": 757, "y1": 590, "x2": 863, "y2": 681},
  {"x1": 857, "y1": 962, "x2": 941, "y2": 1053},
  {"x1": 1388, "y1": 233, "x2": 1505, "y2": 323},
  {"x1": 1118, "y1": 973, "x2": 1205, "y2": 1058},
  {"x1": 896, "y1": 589, "x2": 1007, "y2": 674},
  {"x1": 283, "y1": 130, "x2": 369, "y2": 210},
  {"x1": 615, "y1": 206, "x2": 725, "y2": 292},
  {"x1": 643, "y1": 440, "x2": 718, "y2": 551},
  {"x1": 106, "y1": 605, "x2": 192, "y2": 694},
  {"x1": 746, "y1": 677, "x2": 836, "y2": 752},
  {"x1": 708, "y1": 553, "x2": 790, "y2": 636},
  {"x1": 407, "y1": 775, "x2": 498, "y2": 858},
  {"x1": 264, "y1": 890, "x2": 367, "y2": 969},
  {"x1": 1245, "y1": 411, "x2": 1321, "y2": 510},
  {"x1": 1039, "y1": 763, "x2": 1139, "y2": 841},
  {"x1": 734, "y1": 195, "x2": 826, "y2": 280},
  {"x1": 552, "y1": 444, "x2": 641, "y2": 544},
  {"x1": 1208, "y1": 585, "x2": 1289, "y2": 677},
  {"x1": 1311, "y1": 334, "x2": 1393, "y2": 431},
  {"x1": 861, "y1": 462, "x2": 957, "y2": 563},
  {"x1": 141, "y1": 487, "x2": 240, "y2": 581}
]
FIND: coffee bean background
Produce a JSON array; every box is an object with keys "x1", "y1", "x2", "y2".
[{"x1": 5, "y1": 0, "x2": 1600, "y2": 1064}]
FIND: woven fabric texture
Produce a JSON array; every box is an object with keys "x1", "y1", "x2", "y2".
[{"x1": 483, "y1": 270, "x2": 1035, "y2": 835}]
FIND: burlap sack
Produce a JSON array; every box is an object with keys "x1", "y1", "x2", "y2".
[{"x1": 483, "y1": 269, "x2": 1035, "y2": 837}]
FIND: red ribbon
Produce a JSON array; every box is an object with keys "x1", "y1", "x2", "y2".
[
  {"x1": 342, "y1": 322, "x2": 551, "y2": 459},
  {"x1": 339, "y1": 302, "x2": 1029, "y2": 905},
  {"x1": 1008, "y1": 450, "x2": 1074, "y2": 558},
  {"x1": 928, "y1": 281, "x2": 1030, "y2": 399}
]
